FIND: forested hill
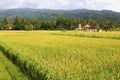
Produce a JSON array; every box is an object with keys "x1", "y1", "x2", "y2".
[{"x1": 0, "y1": 8, "x2": 120, "y2": 23}]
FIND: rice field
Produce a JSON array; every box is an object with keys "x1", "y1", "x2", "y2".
[
  {"x1": 0, "y1": 31, "x2": 120, "y2": 80},
  {"x1": 0, "y1": 51, "x2": 28, "y2": 80}
]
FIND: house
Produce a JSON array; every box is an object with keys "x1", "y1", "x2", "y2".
[
  {"x1": 6, "y1": 23, "x2": 14, "y2": 30},
  {"x1": 83, "y1": 24, "x2": 95, "y2": 32}
]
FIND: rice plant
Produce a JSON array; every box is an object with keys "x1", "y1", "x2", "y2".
[{"x1": 0, "y1": 31, "x2": 120, "y2": 80}]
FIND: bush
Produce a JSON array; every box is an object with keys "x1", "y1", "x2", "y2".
[{"x1": 25, "y1": 25, "x2": 33, "y2": 31}]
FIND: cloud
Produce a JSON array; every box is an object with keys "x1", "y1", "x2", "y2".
[{"x1": 0, "y1": 0, "x2": 119, "y2": 12}]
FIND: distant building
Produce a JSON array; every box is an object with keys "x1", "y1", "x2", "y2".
[
  {"x1": 78, "y1": 24, "x2": 82, "y2": 30},
  {"x1": 83, "y1": 24, "x2": 103, "y2": 32},
  {"x1": 83, "y1": 24, "x2": 95, "y2": 32},
  {"x1": 76, "y1": 24, "x2": 82, "y2": 30},
  {"x1": 6, "y1": 23, "x2": 14, "y2": 30}
]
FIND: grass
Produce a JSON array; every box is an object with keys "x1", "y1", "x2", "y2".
[
  {"x1": 0, "y1": 31, "x2": 120, "y2": 80},
  {"x1": 0, "y1": 51, "x2": 28, "y2": 80},
  {"x1": 51, "y1": 31, "x2": 120, "y2": 40}
]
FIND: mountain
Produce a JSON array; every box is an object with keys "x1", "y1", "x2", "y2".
[{"x1": 0, "y1": 8, "x2": 120, "y2": 23}]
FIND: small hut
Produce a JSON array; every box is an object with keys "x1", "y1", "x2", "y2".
[
  {"x1": 83, "y1": 24, "x2": 95, "y2": 32},
  {"x1": 6, "y1": 23, "x2": 14, "y2": 30}
]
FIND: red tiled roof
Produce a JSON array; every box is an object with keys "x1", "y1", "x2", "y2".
[{"x1": 6, "y1": 23, "x2": 14, "y2": 27}]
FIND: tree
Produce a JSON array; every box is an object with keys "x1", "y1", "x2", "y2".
[
  {"x1": 56, "y1": 17, "x2": 65, "y2": 30},
  {"x1": 3, "y1": 16, "x2": 8, "y2": 24},
  {"x1": 13, "y1": 16, "x2": 26, "y2": 30},
  {"x1": 32, "y1": 20, "x2": 42, "y2": 30},
  {"x1": 25, "y1": 24, "x2": 33, "y2": 31},
  {"x1": 101, "y1": 21, "x2": 111, "y2": 31},
  {"x1": 0, "y1": 16, "x2": 8, "y2": 30},
  {"x1": 0, "y1": 22, "x2": 5, "y2": 30}
]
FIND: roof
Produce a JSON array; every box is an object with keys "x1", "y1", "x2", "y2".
[
  {"x1": 83, "y1": 24, "x2": 91, "y2": 28},
  {"x1": 6, "y1": 23, "x2": 14, "y2": 27},
  {"x1": 83, "y1": 24, "x2": 95, "y2": 29}
]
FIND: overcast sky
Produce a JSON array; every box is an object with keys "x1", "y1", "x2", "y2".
[{"x1": 0, "y1": 0, "x2": 120, "y2": 12}]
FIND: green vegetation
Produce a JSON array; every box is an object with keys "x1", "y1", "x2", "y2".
[
  {"x1": 52, "y1": 31, "x2": 120, "y2": 40},
  {"x1": 0, "y1": 8, "x2": 120, "y2": 23},
  {"x1": 0, "y1": 31, "x2": 120, "y2": 80},
  {"x1": 0, "y1": 16, "x2": 120, "y2": 31},
  {"x1": 0, "y1": 51, "x2": 28, "y2": 80},
  {"x1": 0, "y1": 9, "x2": 120, "y2": 31}
]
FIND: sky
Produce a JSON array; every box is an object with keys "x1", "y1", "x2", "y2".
[{"x1": 0, "y1": 0, "x2": 120, "y2": 12}]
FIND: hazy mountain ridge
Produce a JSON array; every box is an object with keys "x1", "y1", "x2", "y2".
[{"x1": 0, "y1": 8, "x2": 120, "y2": 23}]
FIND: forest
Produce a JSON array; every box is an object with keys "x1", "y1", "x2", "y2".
[{"x1": 0, "y1": 15, "x2": 120, "y2": 31}]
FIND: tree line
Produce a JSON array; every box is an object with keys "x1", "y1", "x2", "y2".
[{"x1": 0, "y1": 16, "x2": 120, "y2": 31}]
